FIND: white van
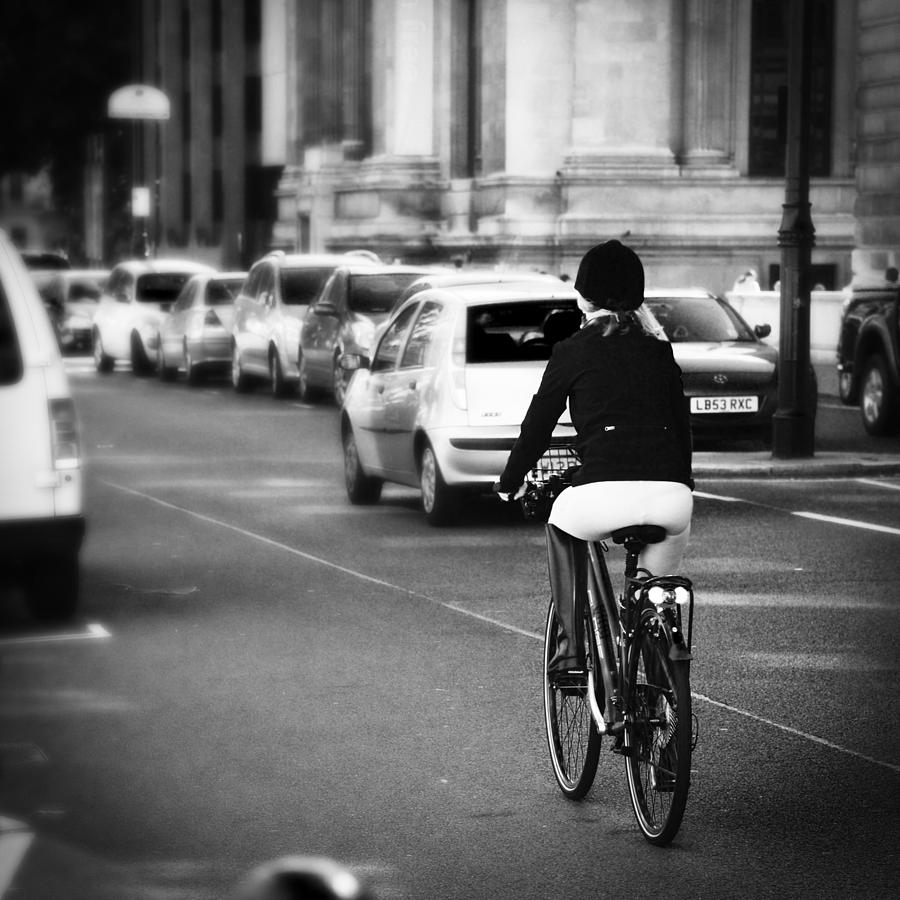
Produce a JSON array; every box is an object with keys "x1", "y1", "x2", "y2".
[{"x1": 0, "y1": 230, "x2": 84, "y2": 619}]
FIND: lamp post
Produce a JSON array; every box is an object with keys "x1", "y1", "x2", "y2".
[
  {"x1": 772, "y1": 0, "x2": 817, "y2": 458},
  {"x1": 107, "y1": 84, "x2": 170, "y2": 258}
]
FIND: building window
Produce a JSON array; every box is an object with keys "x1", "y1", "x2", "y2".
[
  {"x1": 213, "y1": 169, "x2": 223, "y2": 223},
  {"x1": 182, "y1": 171, "x2": 191, "y2": 225},
  {"x1": 212, "y1": 0, "x2": 222, "y2": 54},
  {"x1": 213, "y1": 84, "x2": 223, "y2": 138},
  {"x1": 244, "y1": 75, "x2": 262, "y2": 134},
  {"x1": 450, "y1": 0, "x2": 480, "y2": 178},
  {"x1": 748, "y1": 0, "x2": 833, "y2": 177},
  {"x1": 181, "y1": 4, "x2": 190, "y2": 62},
  {"x1": 244, "y1": 0, "x2": 261, "y2": 45}
]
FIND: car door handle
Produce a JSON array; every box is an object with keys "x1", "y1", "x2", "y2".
[
  {"x1": 376, "y1": 384, "x2": 385, "y2": 394},
  {"x1": 407, "y1": 380, "x2": 417, "y2": 390}
]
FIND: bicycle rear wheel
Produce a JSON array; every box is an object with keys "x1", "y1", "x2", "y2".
[
  {"x1": 542, "y1": 600, "x2": 601, "y2": 799},
  {"x1": 624, "y1": 614, "x2": 692, "y2": 844}
]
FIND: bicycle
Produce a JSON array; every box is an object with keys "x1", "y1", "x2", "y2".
[{"x1": 520, "y1": 447, "x2": 697, "y2": 846}]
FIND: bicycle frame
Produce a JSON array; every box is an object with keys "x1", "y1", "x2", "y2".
[{"x1": 582, "y1": 540, "x2": 695, "y2": 737}]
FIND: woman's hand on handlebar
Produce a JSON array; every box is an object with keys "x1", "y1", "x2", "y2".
[{"x1": 492, "y1": 481, "x2": 527, "y2": 502}]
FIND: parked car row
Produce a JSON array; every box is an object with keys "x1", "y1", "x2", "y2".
[{"x1": 84, "y1": 247, "x2": 789, "y2": 524}]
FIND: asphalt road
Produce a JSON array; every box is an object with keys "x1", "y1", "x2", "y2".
[{"x1": 1, "y1": 362, "x2": 898, "y2": 900}]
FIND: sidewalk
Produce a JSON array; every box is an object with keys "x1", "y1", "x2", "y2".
[{"x1": 693, "y1": 361, "x2": 900, "y2": 480}]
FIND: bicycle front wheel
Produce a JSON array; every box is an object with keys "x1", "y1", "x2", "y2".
[
  {"x1": 624, "y1": 615, "x2": 692, "y2": 844},
  {"x1": 542, "y1": 600, "x2": 601, "y2": 799}
]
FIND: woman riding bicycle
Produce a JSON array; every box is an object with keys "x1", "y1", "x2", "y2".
[{"x1": 496, "y1": 240, "x2": 694, "y2": 675}]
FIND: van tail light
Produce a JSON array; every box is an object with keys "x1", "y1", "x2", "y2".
[
  {"x1": 204, "y1": 309, "x2": 222, "y2": 327},
  {"x1": 50, "y1": 398, "x2": 81, "y2": 470}
]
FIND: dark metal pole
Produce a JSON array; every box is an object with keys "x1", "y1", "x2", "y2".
[{"x1": 772, "y1": 0, "x2": 817, "y2": 457}]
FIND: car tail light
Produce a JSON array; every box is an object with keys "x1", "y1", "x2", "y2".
[
  {"x1": 451, "y1": 336, "x2": 467, "y2": 410},
  {"x1": 50, "y1": 398, "x2": 80, "y2": 470},
  {"x1": 204, "y1": 309, "x2": 221, "y2": 326}
]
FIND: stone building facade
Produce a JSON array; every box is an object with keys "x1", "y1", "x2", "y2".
[{"x1": 143, "y1": 0, "x2": 899, "y2": 293}]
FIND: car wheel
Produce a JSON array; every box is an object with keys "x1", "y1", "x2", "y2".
[
  {"x1": 157, "y1": 343, "x2": 177, "y2": 381},
  {"x1": 270, "y1": 349, "x2": 296, "y2": 398},
  {"x1": 343, "y1": 425, "x2": 382, "y2": 504},
  {"x1": 838, "y1": 370, "x2": 857, "y2": 405},
  {"x1": 860, "y1": 353, "x2": 900, "y2": 436},
  {"x1": 232, "y1": 343, "x2": 251, "y2": 393},
  {"x1": 93, "y1": 330, "x2": 114, "y2": 373},
  {"x1": 419, "y1": 442, "x2": 459, "y2": 526},
  {"x1": 24, "y1": 554, "x2": 79, "y2": 622},
  {"x1": 131, "y1": 332, "x2": 154, "y2": 377},
  {"x1": 332, "y1": 354, "x2": 349, "y2": 407}
]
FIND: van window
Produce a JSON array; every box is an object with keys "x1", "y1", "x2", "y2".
[
  {"x1": 281, "y1": 267, "x2": 334, "y2": 305},
  {"x1": 348, "y1": 273, "x2": 422, "y2": 314},
  {"x1": 0, "y1": 279, "x2": 24, "y2": 384}
]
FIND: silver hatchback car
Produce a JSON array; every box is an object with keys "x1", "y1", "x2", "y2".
[{"x1": 340, "y1": 283, "x2": 581, "y2": 524}]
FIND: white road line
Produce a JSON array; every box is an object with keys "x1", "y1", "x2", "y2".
[
  {"x1": 857, "y1": 477, "x2": 900, "y2": 492},
  {"x1": 697, "y1": 488, "x2": 900, "y2": 536},
  {"x1": 0, "y1": 623, "x2": 111, "y2": 647},
  {"x1": 101, "y1": 479, "x2": 899, "y2": 772},
  {"x1": 792, "y1": 511, "x2": 900, "y2": 536},
  {"x1": 0, "y1": 821, "x2": 33, "y2": 898},
  {"x1": 692, "y1": 692, "x2": 900, "y2": 773}
]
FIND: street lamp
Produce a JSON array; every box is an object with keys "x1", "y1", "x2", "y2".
[{"x1": 107, "y1": 84, "x2": 170, "y2": 258}]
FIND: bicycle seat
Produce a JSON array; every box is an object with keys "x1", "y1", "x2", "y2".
[{"x1": 610, "y1": 525, "x2": 667, "y2": 546}]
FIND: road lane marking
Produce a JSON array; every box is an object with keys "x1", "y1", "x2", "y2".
[
  {"x1": 104, "y1": 478, "x2": 900, "y2": 772},
  {"x1": 792, "y1": 511, "x2": 900, "y2": 536},
  {"x1": 857, "y1": 477, "x2": 900, "y2": 492},
  {"x1": 0, "y1": 819, "x2": 33, "y2": 898},
  {"x1": 692, "y1": 692, "x2": 900, "y2": 773},
  {"x1": 696, "y1": 489, "x2": 900, "y2": 536},
  {"x1": 0, "y1": 623, "x2": 111, "y2": 647}
]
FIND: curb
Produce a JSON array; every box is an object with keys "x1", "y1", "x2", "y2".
[{"x1": 693, "y1": 454, "x2": 900, "y2": 479}]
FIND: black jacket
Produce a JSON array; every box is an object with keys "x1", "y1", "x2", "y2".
[{"x1": 499, "y1": 321, "x2": 693, "y2": 492}]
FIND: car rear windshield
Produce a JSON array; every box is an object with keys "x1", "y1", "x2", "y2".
[
  {"x1": 348, "y1": 273, "x2": 423, "y2": 314},
  {"x1": 0, "y1": 278, "x2": 23, "y2": 384},
  {"x1": 67, "y1": 278, "x2": 103, "y2": 302},
  {"x1": 136, "y1": 273, "x2": 193, "y2": 303},
  {"x1": 207, "y1": 278, "x2": 245, "y2": 306},
  {"x1": 466, "y1": 301, "x2": 580, "y2": 363},
  {"x1": 644, "y1": 296, "x2": 754, "y2": 342},
  {"x1": 281, "y1": 267, "x2": 334, "y2": 305}
]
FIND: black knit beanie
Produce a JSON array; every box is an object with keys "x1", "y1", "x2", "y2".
[{"x1": 574, "y1": 240, "x2": 645, "y2": 311}]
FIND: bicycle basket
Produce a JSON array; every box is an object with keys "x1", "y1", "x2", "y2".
[{"x1": 521, "y1": 446, "x2": 582, "y2": 522}]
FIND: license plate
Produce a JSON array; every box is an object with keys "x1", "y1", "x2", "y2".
[{"x1": 690, "y1": 395, "x2": 759, "y2": 414}]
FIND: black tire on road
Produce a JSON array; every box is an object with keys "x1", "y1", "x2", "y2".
[
  {"x1": 343, "y1": 426, "x2": 383, "y2": 504},
  {"x1": 131, "y1": 333, "x2": 154, "y2": 376},
  {"x1": 185, "y1": 344, "x2": 202, "y2": 385},
  {"x1": 93, "y1": 331, "x2": 114, "y2": 373},
  {"x1": 543, "y1": 600, "x2": 601, "y2": 800},
  {"x1": 270, "y1": 350, "x2": 296, "y2": 398},
  {"x1": 419, "y1": 443, "x2": 459, "y2": 526},
  {"x1": 24, "y1": 554, "x2": 79, "y2": 622},
  {"x1": 624, "y1": 616, "x2": 692, "y2": 846},
  {"x1": 860, "y1": 353, "x2": 900, "y2": 436}
]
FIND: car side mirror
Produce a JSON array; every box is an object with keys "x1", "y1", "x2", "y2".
[
  {"x1": 315, "y1": 301, "x2": 339, "y2": 317},
  {"x1": 339, "y1": 351, "x2": 369, "y2": 371},
  {"x1": 115, "y1": 290, "x2": 129, "y2": 303},
  {"x1": 754, "y1": 323, "x2": 771, "y2": 339}
]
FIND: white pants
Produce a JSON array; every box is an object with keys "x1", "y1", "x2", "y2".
[{"x1": 548, "y1": 480, "x2": 693, "y2": 575}]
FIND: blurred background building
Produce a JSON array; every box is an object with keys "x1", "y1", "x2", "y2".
[{"x1": 129, "y1": 0, "x2": 899, "y2": 293}]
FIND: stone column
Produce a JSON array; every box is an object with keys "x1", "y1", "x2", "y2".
[
  {"x1": 564, "y1": 0, "x2": 679, "y2": 176},
  {"x1": 681, "y1": 0, "x2": 737, "y2": 171}
]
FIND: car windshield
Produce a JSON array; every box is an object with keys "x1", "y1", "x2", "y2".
[
  {"x1": 281, "y1": 267, "x2": 334, "y2": 305},
  {"x1": 466, "y1": 301, "x2": 581, "y2": 363},
  {"x1": 643, "y1": 296, "x2": 754, "y2": 343},
  {"x1": 67, "y1": 278, "x2": 103, "y2": 302},
  {"x1": 207, "y1": 278, "x2": 244, "y2": 306},
  {"x1": 348, "y1": 273, "x2": 423, "y2": 314},
  {"x1": 136, "y1": 273, "x2": 193, "y2": 303}
]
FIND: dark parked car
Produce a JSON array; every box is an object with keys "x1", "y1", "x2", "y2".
[
  {"x1": 836, "y1": 282, "x2": 900, "y2": 435},
  {"x1": 643, "y1": 289, "x2": 778, "y2": 440}
]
